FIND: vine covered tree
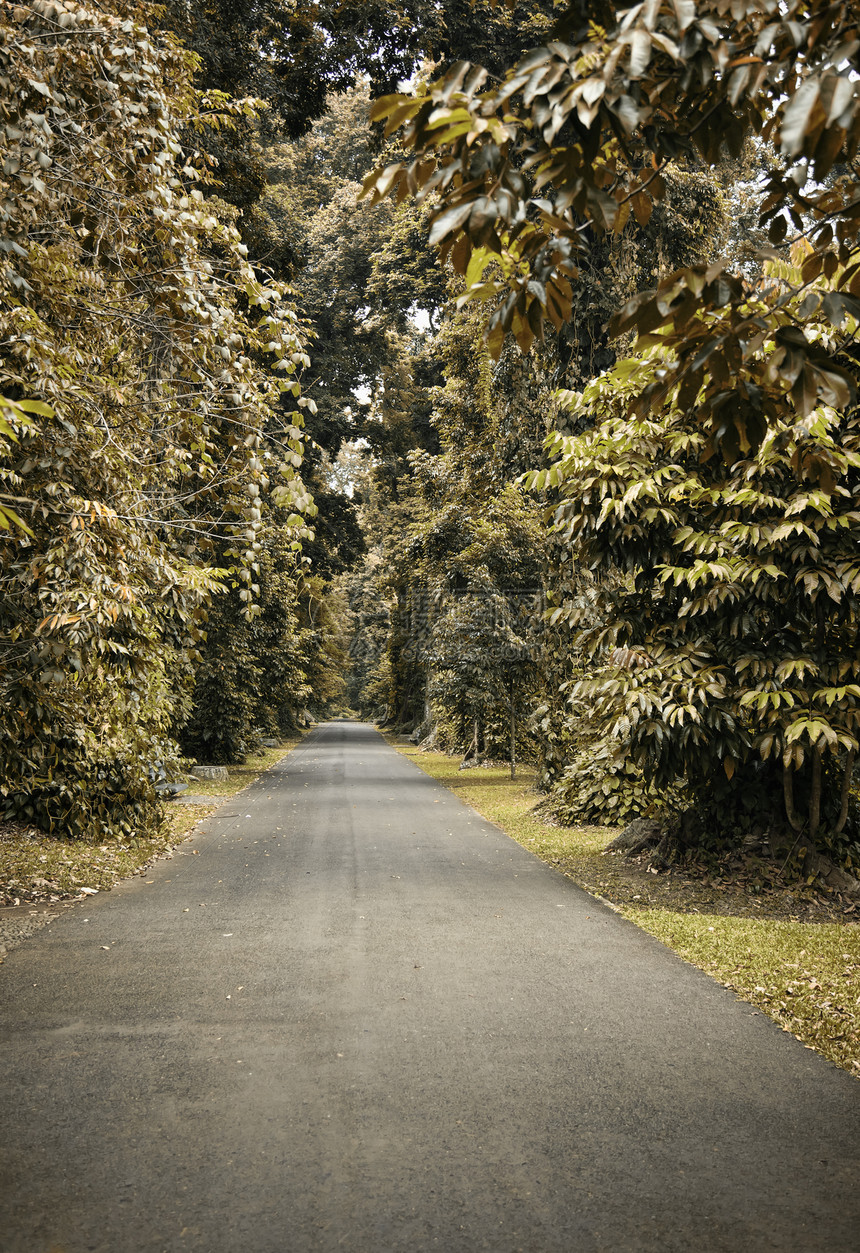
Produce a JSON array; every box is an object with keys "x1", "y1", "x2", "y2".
[{"x1": 0, "y1": 0, "x2": 311, "y2": 837}]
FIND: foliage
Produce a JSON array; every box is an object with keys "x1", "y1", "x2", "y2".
[
  {"x1": 366, "y1": 101, "x2": 729, "y2": 783},
  {"x1": 164, "y1": 0, "x2": 558, "y2": 136},
  {"x1": 255, "y1": 83, "x2": 446, "y2": 465},
  {"x1": 526, "y1": 257, "x2": 860, "y2": 851},
  {"x1": 548, "y1": 737, "x2": 673, "y2": 826},
  {"x1": 382, "y1": 440, "x2": 546, "y2": 748},
  {"x1": 180, "y1": 523, "x2": 310, "y2": 763},
  {"x1": 364, "y1": 0, "x2": 860, "y2": 467},
  {"x1": 180, "y1": 601, "x2": 261, "y2": 765},
  {"x1": 342, "y1": 549, "x2": 393, "y2": 716},
  {"x1": 296, "y1": 574, "x2": 352, "y2": 716},
  {"x1": 363, "y1": 301, "x2": 548, "y2": 746},
  {"x1": 428, "y1": 589, "x2": 541, "y2": 761},
  {"x1": 0, "y1": 1, "x2": 311, "y2": 838}
]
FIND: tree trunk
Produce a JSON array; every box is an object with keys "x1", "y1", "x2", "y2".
[
  {"x1": 809, "y1": 747, "x2": 822, "y2": 840},
  {"x1": 783, "y1": 764, "x2": 803, "y2": 832},
  {"x1": 510, "y1": 678, "x2": 516, "y2": 780},
  {"x1": 836, "y1": 748, "x2": 856, "y2": 835}
]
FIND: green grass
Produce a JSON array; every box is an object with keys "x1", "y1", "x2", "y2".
[
  {"x1": 0, "y1": 738, "x2": 302, "y2": 907},
  {"x1": 393, "y1": 740, "x2": 860, "y2": 1078}
]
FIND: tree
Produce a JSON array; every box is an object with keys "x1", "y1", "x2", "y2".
[
  {"x1": 296, "y1": 574, "x2": 352, "y2": 716},
  {"x1": 180, "y1": 518, "x2": 311, "y2": 762},
  {"x1": 342, "y1": 547, "x2": 394, "y2": 717},
  {"x1": 163, "y1": 0, "x2": 427, "y2": 141},
  {"x1": 163, "y1": 0, "x2": 558, "y2": 136},
  {"x1": 158, "y1": 0, "x2": 558, "y2": 276},
  {"x1": 427, "y1": 587, "x2": 541, "y2": 770},
  {"x1": 364, "y1": 0, "x2": 860, "y2": 466},
  {"x1": 526, "y1": 250, "x2": 860, "y2": 860},
  {"x1": 254, "y1": 84, "x2": 446, "y2": 452},
  {"x1": 360, "y1": 301, "x2": 547, "y2": 751},
  {"x1": 0, "y1": 0, "x2": 311, "y2": 838}
]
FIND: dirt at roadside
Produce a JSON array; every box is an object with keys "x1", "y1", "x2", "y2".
[
  {"x1": 543, "y1": 823, "x2": 859, "y2": 926},
  {"x1": 0, "y1": 900, "x2": 66, "y2": 963}
]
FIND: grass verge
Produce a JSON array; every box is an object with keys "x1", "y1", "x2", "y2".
[
  {"x1": 0, "y1": 738, "x2": 302, "y2": 908},
  {"x1": 392, "y1": 741, "x2": 860, "y2": 1079}
]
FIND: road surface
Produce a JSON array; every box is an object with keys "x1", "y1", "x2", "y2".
[{"x1": 1, "y1": 721, "x2": 858, "y2": 1252}]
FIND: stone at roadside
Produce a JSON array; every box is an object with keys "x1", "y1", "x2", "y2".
[
  {"x1": 190, "y1": 764, "x2": 228, "y2": 781},
  {"x1": 156, "y1": 780, "x2": 188, "y2": 796},
  {"x1": 261, "y1": 737, "x2": 279, "y2": 748},
  {"x1": 605, "y1": 818, "x2": 663, "y2": 855},
  {"x1": 803, "y1": 848, "x2": 860, "y2": 898}
]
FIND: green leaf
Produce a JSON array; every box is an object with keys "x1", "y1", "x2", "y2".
[{"x1": 779, "y1": 80, "x2": 820, "y2": 157}]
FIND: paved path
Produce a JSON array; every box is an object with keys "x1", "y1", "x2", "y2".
[{"x1": 1, "y1": 722, "x2": 859, "y2": 1252}]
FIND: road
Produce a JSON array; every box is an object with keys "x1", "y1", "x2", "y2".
[{"x1": 1, "y1": 721, "x2": 859, "y2": 1252}]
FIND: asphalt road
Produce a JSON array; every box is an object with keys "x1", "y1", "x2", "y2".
[{"x1": 1, "y1": 721, "x2": 859, "y2": 1253}]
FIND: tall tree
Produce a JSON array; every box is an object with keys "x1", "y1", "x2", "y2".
[
  {"x1": 527, "y1": 248, "x2": 860, "y2": 859},
  {"x1": 365, "y1": 0, "x2": 860, "y2": 467},
  {"x1": 163, "y1": 0, "x2": 557, "y2": 137},
  {"x1": 0, "y1": 0, "x2": 311, "y2": 837}
]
